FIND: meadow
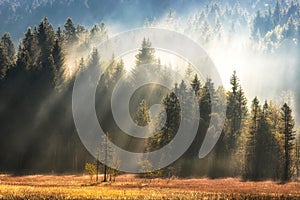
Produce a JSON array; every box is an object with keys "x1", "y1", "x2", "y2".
[{"x1": 0, "y1": 174, "x2": 299, "y2": 199}]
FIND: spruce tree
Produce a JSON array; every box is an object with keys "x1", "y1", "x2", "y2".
[
  {"x1": 191, "y1": 74, "x2": 201, "y2": 97},
  {"x1": 245, "y1": 97, "x2": 260, "y2": 180},
  {"x1": 56, "y1": 26, "x2": 64, "y2": 43},
  {"x1": 52, "y1": 39, "x2": 64, "y2": 72},
  {"x1": 150, "y1": 90, "x2": 180, "y2": 150},
  {"x1": 64, "y1": 18, "x2": 77, "y2": 44},
  {"x1": 52, "y1": 39, "x2": 65, "y2": 89},
  {"x1": 16, "y1": 44, "x2": 30, "y2": 70},
  {"x1": 199, "y1": 78, "x2": 214, "y2": 123},
  {"x1": 256, "y1": 101, "x2": 282, "y2": 179},
  {"x1": 22, "y1": 28, "x2": 34, "y2": 67},
  {"x1": 135, "y1": 38, "x2": 156, "y2": 66},
  {"x1": 281, "y1": 103, "x2": 296, "y2": 181},
  {"x1": 1, "y1": 33, "x2": 15, "y2": 63},
  {"x1": 0, "y1": 44, "x2": 9, "y2": 78},
  {"x1": 134, "y1": 99, "x2": 151, "y2": 127},
  {"x1": 111, "y1": 59, "x2": 125, "y2": 85},
  {"x1": 225, "y1": 71, "x2": 247, "y2": 152},
  {"x1": 130, "y1": 38, "x2": 158, "y2": 85},
  {"x1": 37, "y1": 17, "x2": 55, "y2": 69}
]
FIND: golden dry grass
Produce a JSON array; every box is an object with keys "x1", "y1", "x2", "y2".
[{"x1": 0, "y1": 174, "x2": 299, "y2": 199}]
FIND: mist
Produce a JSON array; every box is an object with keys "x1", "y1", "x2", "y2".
[
  {"x1": 62, "y1": 1, "x2": 300, "y2": 125},
  {"x1": 0, "y1": 0, "x2": 299, "y2": 177}
]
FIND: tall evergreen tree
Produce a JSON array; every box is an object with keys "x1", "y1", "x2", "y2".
[
  {"x1": 56, "y1": 26, "x2": 64, "y2": 43},
  {"x1": 37, "y1": 17, "x2": 55, "y2": 69},
  {"x1": 1, "y1": 33, "x2": 15, "y2": 63},
  {"x1": 134, "y1": 99, "x2": 151, "y2": 126},
  {"x1": 0, "y1": 43, "x2": 9, "y2": 78},
  {"x1": 52, "y1": 39, "x2": 65, "y2": 89},
  {"x1": 130, "y1": 38, "x2": 158, "y2": 85},
  {"x1": 64, "y1": 18, "x2": 77, "y2": 44},
  {"x1": 199, "y1": 78, "x2": 214, "y2": 123},
  {"x1": 225, "y1": 71, "x2": 247, "y2": 152},
  {"x1": 191, "y1": 74, "x2": 201, "y2": 97},
  {"x1": 22, "y1": 28, "x2": 34, "y2": 67},
  {"x1": 52, "y1": 39, "x2": 64, "y2": 72},
  {"x1": 245, "y1": 97, "x2": 260, "y2": 180},
  {"x1": 111, "y1": 59, "x2": 125, "y2": 85},
  {"x1": 90, "y1": 22, "x2": 107, "y2": 43},
  {"x1": 281, "y1": 103, "x2": 296, "y2": 181},
  {"x1": 135, "y1": 38, "x2": 156, "y2": 66},
  {"x1": 256, "y1": 101, "x2": 282, "y2": 179}
]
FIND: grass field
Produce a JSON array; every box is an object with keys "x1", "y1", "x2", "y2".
[{"x1": 0, "y1": 174, "x2": 299, "y2": 199}]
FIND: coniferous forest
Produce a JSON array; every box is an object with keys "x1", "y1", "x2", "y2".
[{"x1": 0, "y1": 0, "x2": 299, "y2": 184}]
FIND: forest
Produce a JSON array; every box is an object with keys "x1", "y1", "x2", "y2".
[{"x1": 0, "y1": 0, "x2": 299, "y2": 184}]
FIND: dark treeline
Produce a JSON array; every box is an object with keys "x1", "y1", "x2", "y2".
[
  {"x1": 0, "y1": 15, "x2": 299, "y2": 182},
  {"x1": 0, "y1": 17, "x2": 101, "y2": 174}
]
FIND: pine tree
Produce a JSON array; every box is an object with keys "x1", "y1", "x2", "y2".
[
  {"x1": 131, "y1": 38, "x2": 158, "y2": 85},
  {"x1": 134, "y1": 99, "x2": 151, "y2": 126},
  {"x1": 281, "y1": 103, "x2": 296, "y2": 181},
  {"x1": 208, "y1": 86, "x2": 228, "y2": 178},
  {"x1": 37, "y1": 17, "x2": 55, "y2": 69},
  {"x1": 32, "y1": 26, "x2": 39, "y2": 66},
  {"x1": 199, "y1": 78, "x2": 214, "y2": 123},
  {"x1": 90, "y1": 24, "x2": 100, "y2": 38},
  {"x1": 22, "y1": 28, "x2": 34, "y2": 67},
  {"x1": 0, "y1": 43, "x2": 9, "y2": 78},
  {"x1": 191, "y1": 74, "x2": 201, "y2": 97},
  {"x1": 1, "y1": 33, "x2": 15, "y2": 63},
  {"x1": 56, "y1": 26, "x2": 64, "y2": 43},
  {"x1": 256, "y1": 101, "x2": 282, "y2": 179},
  {"x1": 245, "y1": 97, "x2": 261, "y2": 180},
  {"x1": 52, "y1": 39, "x2": 65, "y2": 89},
  {"x1": 16, "y1": 27, "x2": 39, "y2": 70},
  {"x1": 111, "y1": 59, "x2": 125, "y2": 84},
  {"x1": 135, "y1": 38, "x2": 156, "y2": 66},
  {"x1": 52, "y1": 39, "x2": 64, "y2": 72},
  {"x1": 225, "y1": 71, "x2": 247, "y2": 152},
  {"x1": 88, "y1": 48, "x2": 100, "y2": 72},
  {"x1": 90, "y1": 22, "x2": 108, "y2": 44},
  {"x1": 64, "y1": 18, "x2": 77, "y2": 44},
  {"x1": 23, "y1": 28, "x2": 34, "y2": 52},
  {"x1": 149, "y1": 88, "x2": 180, "y2": 151}
]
